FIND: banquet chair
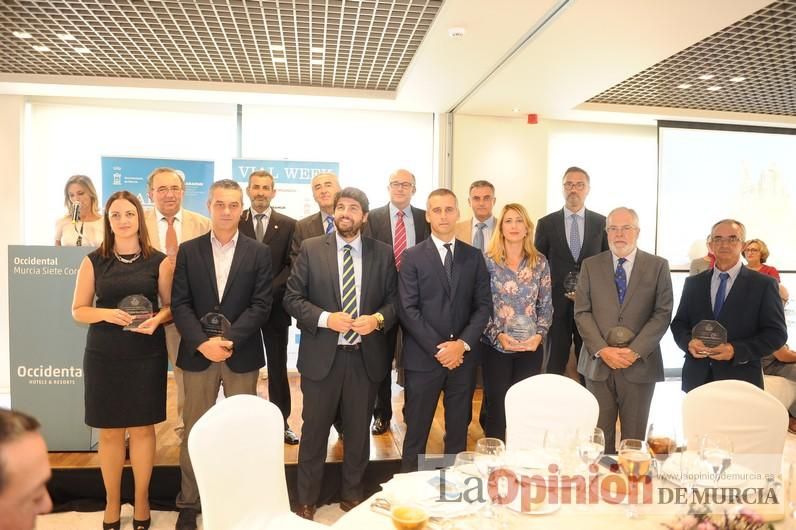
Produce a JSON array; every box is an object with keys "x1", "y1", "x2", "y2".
[
  {"x1": 504, "y1": 373, "x2": 599, "y2": 451},
  {"x1": 682, "y1": 379, "x2": 788, "y2": 472},
  {"x1": 188, "y1": 394, "x2": 325, "y2": 530},
  {"x1": 764, "y1": 374, "x2": 796, "y2": 415}
]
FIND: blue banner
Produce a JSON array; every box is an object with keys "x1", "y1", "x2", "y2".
[{"x1": 101, "y1": 156, "x2": 214, "y2": 214}]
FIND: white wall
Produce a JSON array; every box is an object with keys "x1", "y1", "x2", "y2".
[{"x1": 0, "y1": 95, "x2": 25, "y2": 393}]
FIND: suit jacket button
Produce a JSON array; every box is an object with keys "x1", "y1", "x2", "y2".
[{"x1": 215, "y1": 305, "x2": 221, "y2": 311}]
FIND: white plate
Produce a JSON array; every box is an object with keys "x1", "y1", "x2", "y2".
[{"x1": 660, "y1": 453, "x2": 749, "y2": 488}]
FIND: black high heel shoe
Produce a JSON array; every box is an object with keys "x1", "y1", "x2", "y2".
[
  {"x1": 132, "y1": 517, "x2": 151, "y2": 530},
  {"x1": 101, "y1": 521, "x2": 120, "y2": 530}
]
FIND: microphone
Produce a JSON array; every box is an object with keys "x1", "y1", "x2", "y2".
[{"x1": 71, "y1": 202, "x2": 81, "y2": 224}]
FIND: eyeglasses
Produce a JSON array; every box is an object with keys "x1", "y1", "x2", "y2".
[
  {"x1": 563, "y1": 182, "x2": 586, "y2": 190},
  {"x1": 606, "y1": 225, "x2": 637, "y2": 233},
  {"x1": 155, "y1": 186, "x2": 183, "y2": 195},
  {"x1": 389, "y1": 181, "x2": 413, "y2": 190},
  {"x1": 744, "y1": 247, "x2": 761, "y2": 253},
  {"x1": 710, "y1": 236, "x2": 742, "y2": 246}
]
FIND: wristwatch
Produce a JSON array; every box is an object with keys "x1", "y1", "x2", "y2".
[{"x1": 373, "y1": 312, "x2": 385, "y2": 331}]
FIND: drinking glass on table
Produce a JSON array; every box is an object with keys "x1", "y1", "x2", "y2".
[
  {"x1": 618, "y1": 438, "x2": 652, "y2": 519},
  {"x1": 474, "y1": 437, "x2": 505, "y2": 522},
  {"x1": 700, "y1": 434, "x2": 733, "y2": 488},
  {"x1": 647, "y1": 421, "x2": 677, "y2": 462},
  {"x1": 453, "y1": 451, "x2": 479, "y2": 477},
  {"x1": 390, "y1": 503, "x2": 429, "y2": 530},
  {"x1": 577, "y1": 427, "x2": 605, "y2": 472},
  {"x1": 678, "y1": 438, "x2": 703, "y2": 513}
]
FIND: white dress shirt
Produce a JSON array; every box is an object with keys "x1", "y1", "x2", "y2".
[
  {"x1": 156, "y1": 208, "x2": 183, "y2": 253},
  {"x1": 564, "y1": 207, "x2": 586, "y2": 249},
  {"x1": 210, "y1": 230, "x2": 239, "y2": 298},
  {"x1": 250, "y1": 207, "x2": 272, "y2": 236},
  {"x1": 430, "y1": 233, "x2": 456, "y2": 264},
  {"x1": 711, "y1": 259, "x2": 743, "y2": 312},
  {"x1": 389, "y1": 203, "x2": 416, "y2": 248},
  {"x1": 318, "y1": 234, "x2": 363, "y2": 345},
  {"x1": 612, "y1": 248, "x2": 638, "y2": 286}
]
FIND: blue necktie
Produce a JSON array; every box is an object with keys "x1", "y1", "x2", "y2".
[
  {"x1": 569, "y1": 214, "x2": 581, "y2": 261},
  {"x1": 325, "y1": 215, "x2": 334, "y2": 234},
  {"x1": 714, "y1": 272, "x2": 729, "y2": 318},
  {"x1": 615, "y1": 257, "x2": 627, "y2": 304}
]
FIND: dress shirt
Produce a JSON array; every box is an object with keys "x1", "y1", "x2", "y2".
[
  {"x1": 210, "y1": 230, "x2": 239, "y2": 298},
  {"x1": 318, "y1": 234, "x2": 363, "y2": 345},
  {"x1": 471, "y1": 216, "x2": 496, "y2": 248},
  {"x1": 157, "y1": 208, "x2": 183, "y2": 253},
  {"x1": 389, "y1": 203, "x2": 416, "y2": 248},
  {"x1": 711, "y1": 259, "x2": 743, "y2": 312},
  {"x1": 612, "y1": 248, "x2": 638, "y2": 286},
  {"x1": 430, "y1": 233, "x2": 456, "y2": 265},
  {"x1": 564, "y1": 207, "x2": 586, "y2": 249},
  {"x1": 320, "y1": 211, "x2": 335, "y2": 233},
  {"x1": 249, "y1": 207, "x2": 271, "y2": 234}
]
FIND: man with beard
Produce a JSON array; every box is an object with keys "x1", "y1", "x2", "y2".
[
  {"x1": 284, "y1": 187, "x2": 397, "y2": 520},
  {"x1": 239, "y1": 170, "x2": 298, "y2": 444}
]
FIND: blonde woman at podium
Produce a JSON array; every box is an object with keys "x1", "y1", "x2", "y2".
[{"x1": 55, "y1": 174, "x2": 104, "y2": 247}]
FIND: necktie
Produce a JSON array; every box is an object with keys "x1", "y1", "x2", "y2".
[
  {"x1": 254, "y1": 213, "x2": 265, "y2": 242},
  {"x1": 473, "y1": 222, "x2": 487, "y2": 252},
  {"x1": 569, "y1": 214, "x2": 581, "y2": 261},
  {"x1": 325, "y1": 215, "x2": 335, "y2": 234},
  {"x1": 714, "y1": 272, "x2": 730, "y2": 318},
  {"x1": 393, "y1": 210, "x2": 407, "y2": 269},
  {"x1": 443, "y1": 243, "x2": 453, "y2": 285},
  {"x1": 165, "y1": 216, "x2": 178, "y2": 261},
  {"x1": 615, "y1": 257, "x2": 627, "y2": 304},
  {"x1": 341, "y1": 245, "x2": 359, "y2": 343}
]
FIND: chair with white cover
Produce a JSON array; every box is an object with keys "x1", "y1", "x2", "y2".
[
  {"x1": 682, "y1": 379, "x2": 788, "y2": 472},
  {"x1": 504, "y1": 373, "x2": 599, "y2": 451},
  {"x1": 188, "y1": 394, "x2": 325, "y2": 530}
]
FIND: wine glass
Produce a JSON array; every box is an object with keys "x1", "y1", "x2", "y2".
[
  {"x1": 453, "y1": 451, "x2": 478, "y2": 477},
  {"x1": 678, "y1": 438, "x2": 703, "y2": 513},
  {"x1": 543, "y1": 428, "x2": 578, "y2": 472},
  {"x1": 618, "y1": 438, "x2": 652, "y2": 519},
  {"x1": 647, "y1": 421, "x2": 677, "y2": 461},
  {"x1": 474, "y1": 437, "x2": 505, "y2": 522},
  {"x1": 700, "y1": 434, "x2": 733, "y2": 487},
  {"x1": 577, "y1": 427, "x2": 605, "y2": 473}
]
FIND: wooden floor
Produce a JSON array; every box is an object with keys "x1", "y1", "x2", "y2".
[{"x1": 48, "y1": 371, "x2": 486, "y2": 468}]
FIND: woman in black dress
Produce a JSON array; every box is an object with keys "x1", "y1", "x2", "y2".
[{"x1": 72, "y1": 190, "x2": 172, "y2": 530}]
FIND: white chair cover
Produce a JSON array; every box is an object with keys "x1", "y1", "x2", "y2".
[
  {"x1": 764, "y1": 374, "x2": 796, "y2": 415},
  {"x1": 188, "y1": 394, "x2": 325, "y2": 530},
  {"x1": 504, "y1": 373, "x2": 599, "y2": 451}
]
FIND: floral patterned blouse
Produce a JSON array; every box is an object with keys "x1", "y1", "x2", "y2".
[{"x1": 482, "y1": 254, "x2": 553, "y2": 353}]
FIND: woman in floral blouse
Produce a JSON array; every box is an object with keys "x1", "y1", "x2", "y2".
[{"x1": 481, "y1": 203, "x2": 553, "y2": 440}]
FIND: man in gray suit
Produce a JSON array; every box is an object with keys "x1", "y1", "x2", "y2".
[{"x1": 574, "y1": 207, "x2": 673, "y2": 452}]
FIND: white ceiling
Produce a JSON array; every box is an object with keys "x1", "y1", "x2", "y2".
[{"x1": 1, "y1": 0, "x2": 793, "y2": 127}]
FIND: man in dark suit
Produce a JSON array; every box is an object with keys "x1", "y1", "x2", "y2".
[
  {"x1": 535, "y1": 166, "x2": 609, "y2": 378},
  {"x1": 671, "y1": 219, "x2": 787, "y2": 392},
  {"x1": 239, "y1": 170, "x2": 298, "y2": 444},
  {"x1": 575, "y1": 207, "x2": 673, "y2": 452},
  {"x1": 399, "y1": 188, "x2": 491, "y2": 472},
  {"x1": 362, "y1": 168, "x2": 430, "y2": 435},
  {"x1": 171, "y1": 179, "x2": 273, "y2": 530},
  {"x1": 284, "y1": 187, "x2": 397, "y2": 520},
  {"x1": 290, "y1": 172, "x2": 341, "y2": 261}
]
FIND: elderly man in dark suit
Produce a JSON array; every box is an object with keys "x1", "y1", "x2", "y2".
[
  {"x1": 290, "y1": 172, "x2": 341, "y2": 261},
  {"x1": 239, "y1": 170, "x2": 298, "y2": 445},
  {"x1": 171, "y1": 179, "x2": 273, "y2": 530},
  {"x1": 362, "y1": 168, "x2": 430, "y2": 435},
  {"x1": 285, "y1": 187, "x2": 397, "y2": 521},
  {"x1": 671, "y1": 219, "x2": 787, "y2": 392},
  {"x1": 575, "y1": 207, "x2": 673, "y2": 452},
  {"x1": 399, "y1": 188, "x2": 492, "y2": 472},
  {"x1": 535, "y1": 166, "x2": 609, "y2": 379}
]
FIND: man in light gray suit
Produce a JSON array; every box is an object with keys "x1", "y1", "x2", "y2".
[{"x1": 574, "y1": 207, "x2": 673, "y2": 452}]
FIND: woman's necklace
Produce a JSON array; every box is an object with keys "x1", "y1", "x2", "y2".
[{"x1": 113, "y1": 250, "x2": 141, "y2": 264}]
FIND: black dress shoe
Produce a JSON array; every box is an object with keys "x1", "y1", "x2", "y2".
[
  {"x1": 284, "y1": 428, "x2": 299, "y2": 445},
  {"x1": 371, "y1": 418, "x2": 390, "y2": 435},
  {"x1": 339, "y1": 499, "x2": 362, "y2": 512},
  {"x1": 175, "y1": 508, "x2": 198, "y2": 530},
  {"x1": 295, "y1": 503, "x2": 316, "y2": 520},
  {"x1": 102, "y1": 521, "x2": 120, "y2": 530}
]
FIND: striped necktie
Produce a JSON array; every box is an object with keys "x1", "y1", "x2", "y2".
[
  {"x1": 325, "y1": 215, "x2": 335, "y2": 234},
  {"x1": 393, "y1": 210, "x2": 407, "y2": 269},
  {"x1": 341, "y1": 244, "x2": 359, "y2": 343}
]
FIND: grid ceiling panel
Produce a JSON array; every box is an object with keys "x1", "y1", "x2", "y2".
[
  {"x1": 0, "y1": 0, "x2": 444, "y2": 91},
  {"x1": 587, "y1": 0, "x2": 796, "y2": 117}
]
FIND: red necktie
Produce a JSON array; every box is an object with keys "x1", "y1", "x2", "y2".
[
  {"x1": 393, "y1": 210, "x2": 407, "y2": 269},
  {"x1": 165, "y1": 217, "x2": 178, "y2": 263}
]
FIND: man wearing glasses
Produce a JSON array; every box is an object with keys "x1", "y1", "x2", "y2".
[
  {"x1": 363, "y1": 169, "x2": 430, "y2": 435},
  {"x1": 144, "y1": 167, "x2": 210, "y2": 440},
  {"x1": 671, "y1": 219, "x2": 787, "y2": 392},
  {"x1": 535, "y1": 167, "x2": 609, "y2": 380}
]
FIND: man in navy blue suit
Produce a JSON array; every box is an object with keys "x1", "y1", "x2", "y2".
[
  {"x1": 671, "y1": 219, "x2": 787, "y2": 392},
  {"x1": 398, "y1": 188, "x2": 491, "y2": 472}
]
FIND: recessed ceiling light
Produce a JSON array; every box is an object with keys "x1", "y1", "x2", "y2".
[
  {"x1": 512, "y1": 108, "x2": 520, "y2": 113},
  {"x1": 698, "y1": 74, "x2": 714, "y2": 80},
  {"x1": 677, "y1": 83, "x2": 692, "y2": 89},
  {"x1": 13, "y1": 31, "x2": 32, "y2": 39},
  {"x1": 730, "y1": 76, "x2": 746, "y2": 82},
  {"x1": 73, "y1": 46, "x2": 91, "y2": 54},
  {"x1": 32, "y1": 45, "x2": 50, "y2": 52},
  {"x1": 310, "y1": 46, "x2": 324, "y2": 54},
  {"x1": 271, "y1": 44, "x2": 285, "y2": 52},
  {"x1": 272, "y1": 57, "x2": 287, "y2": 64},
  {"x1": 707, "y1": 86, "x2": 722, "y2": 91},
  {"x1": 448, "y1": 27, "x2": 465, "y2": 38},
  {"x1": 57, "y1": 33, "x2": 76, "y2": 41},
  {"x1": 310, "y1": 58, "x2": 324, "y2": 66}
]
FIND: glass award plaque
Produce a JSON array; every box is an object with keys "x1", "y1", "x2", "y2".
[
  {"x1": 563, "y1": 270, "x2": 579, "y2": 298},
  {"x1": 692, "y1": 320, "x2": 727, "y2": 349},
  {"x1": 200, "y1": 312, "x2": 232, "y2": 339},
  {"x1": 505, "y1": 314, "x2": 537, "y2": 342},
  {"x1": 118, "y1": 295, "x2": 153, "y2": 331},
  {"x1": 606, "y1": 326, "x2": 636, "y2": 348}
]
